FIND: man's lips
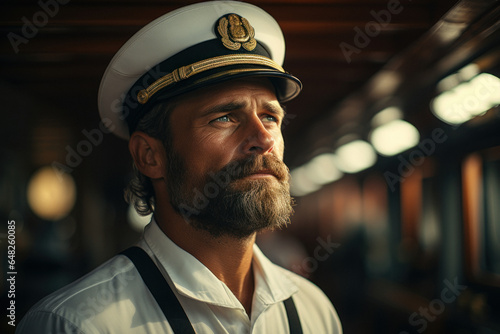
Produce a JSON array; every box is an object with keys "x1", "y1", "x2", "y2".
[{"x1": 246, "y1": 169, "x2": 278, "y2": 179}]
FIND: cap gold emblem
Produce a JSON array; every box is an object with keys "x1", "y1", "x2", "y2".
[{"x1": 217, "y1": 14, "x2": 257, "y2": 51}]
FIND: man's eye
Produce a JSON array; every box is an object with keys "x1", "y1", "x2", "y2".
[
  {"x1": 263, "y1": 115, "x2": 278, "y2": 123},
  {"x1": 213, "y1": 115, "x2": 230, "y2": 122}
]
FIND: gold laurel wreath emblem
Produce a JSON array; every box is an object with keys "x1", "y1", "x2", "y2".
[{"x1": 217, "y1": 14, "x2": 256, "y2": 51}]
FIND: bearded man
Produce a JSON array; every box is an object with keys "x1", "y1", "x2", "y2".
[{"x1": 18, "y1": 2, "x2": 342, "y2": 333}]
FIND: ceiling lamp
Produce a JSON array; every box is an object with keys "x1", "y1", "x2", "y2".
[
  {"x1": 290, "y1": 166, "x2": 322, "y2": 197},
  {"x1": 371, "y1": 106, "x2": 403, "y2": 127},
  {"x1": 304, "y1": 153, "x2": 343, "y2": 185},
  {"x1": 370, "y1": 119, "x2": 420, "y2": 156},
  {"x1": 431, "y1": 72, "x2": 500, "y2": 125},
  {"x1": 335, "y1": 139, "x2": 377, "y2": 173},
  {"x1": 290, "y1": 153, "x2": 344, "y2": 197}
]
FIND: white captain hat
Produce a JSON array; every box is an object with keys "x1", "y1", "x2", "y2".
[{"x1": 98, "y1": 0, "x2": 302, "y2": 139}]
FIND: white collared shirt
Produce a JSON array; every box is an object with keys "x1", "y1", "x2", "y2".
[{"x1": 18, "y1": 219, "x2": 342, "y2": 333}]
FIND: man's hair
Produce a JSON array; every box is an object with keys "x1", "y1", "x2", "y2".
[{"x1": 124, "y1": 101, "x2": 176, "y2": 215}]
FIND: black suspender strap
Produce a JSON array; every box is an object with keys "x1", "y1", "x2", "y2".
[
  {"x1": 120, "y1": 246, "x2": 303, "y2": 334},
  {"x1": 120, "y1": 247, "x2": 196, "y2": 334},
  {"x1": 284, "y1": 296, "x2": 303, "y2": 334}
]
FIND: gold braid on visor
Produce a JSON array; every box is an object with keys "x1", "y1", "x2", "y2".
[{"x1": 136, "y1": 54, "x2": 285, "y2": 104}]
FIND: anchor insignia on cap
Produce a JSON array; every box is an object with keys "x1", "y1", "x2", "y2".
[{"x1": 217, "y1": 14, "x2": 256, "y2": 51}]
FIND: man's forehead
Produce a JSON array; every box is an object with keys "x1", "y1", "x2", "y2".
[{"x1": 173, "y1": 77, "x2": 280, "y2": 110}]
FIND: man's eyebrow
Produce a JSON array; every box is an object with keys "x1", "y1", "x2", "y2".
[
  {"x1": 263, "y1": 101, "x2": 286, "y2": 117},
  {"x1": 201, "y1": 101, "x2": 247, "y2": 116},
  {"x1": 200, "y1": 100, "x2": 286, "y2": 118}
]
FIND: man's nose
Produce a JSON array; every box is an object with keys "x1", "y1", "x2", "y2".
[{"x1": 240, "y1": 116, "x2": 275, "y2": 155}]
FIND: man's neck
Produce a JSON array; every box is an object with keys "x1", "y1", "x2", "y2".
[{"x1": 154, "y1": 210, "x2": 256, "y2": 316}]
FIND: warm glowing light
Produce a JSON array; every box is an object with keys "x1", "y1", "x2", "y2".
[
  {"x1": 335, "y1": 140, "x2": 377, "y2": 173},
  {"x1": 27, "y1": 166, "x2": 76, "y2": 221},
  {"x1": 127, "y1": 204, "x2": 152, "y2": 232},
  {"x1": 370, "y1": 119, "x2": 420, "y2": 156},
  {"x1": 432, "y1": 90, "x2": 473, "y2": 125},
  {"x1": 476, "y1": 73, "x2": 500, "y2": 105},
  {"x1": 458, "y1": 63, "x2": 480, "y2": 82},
  {"x1": 432, "y1": 72, "x2": 500, "y2": 125},
  {"x1": 290, "y1": 166, "x2": 322, "y2": 197},
  {"x1": 371, "y1": 107, "x2": 403, "y2": 127},
  {"x1": 289, "y1": 153, "x2": 344, "y2": 196},
  {"x1": 305, "y1": 153, "x2": 343, "y2": 185}
]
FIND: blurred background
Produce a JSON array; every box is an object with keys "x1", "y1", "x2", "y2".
[{"x1": 1, "y1": 0, "x2": 500, "y2": 333}]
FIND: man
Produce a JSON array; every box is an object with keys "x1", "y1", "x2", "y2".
[{"x1": 18, "y1": 1, "x2": 342, "y2": 333}]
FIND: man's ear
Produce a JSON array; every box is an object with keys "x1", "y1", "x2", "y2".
[{"x1": 128, "y1": 132, "x2": 166, "y2": 179}]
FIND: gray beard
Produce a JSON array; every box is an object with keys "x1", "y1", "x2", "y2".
[{"x1": 166, "y1": 152, "x2": 294, "y2": 238}]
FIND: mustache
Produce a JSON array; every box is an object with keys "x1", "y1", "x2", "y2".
[{"x1": 224, "y1": 154, "x2": 289, "y2": 182}]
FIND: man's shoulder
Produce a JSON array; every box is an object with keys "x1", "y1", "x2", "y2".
[
  {"x1": 18, "y1": 253, "x2": 144, "y2": 333},
  {"x1": 32, "y1": 254, "x2": 137, "y2": 310}
]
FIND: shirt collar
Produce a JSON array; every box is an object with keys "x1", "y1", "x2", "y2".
[{"x1": 142, "y1": 217, "x2": 298, "y2": 309}]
